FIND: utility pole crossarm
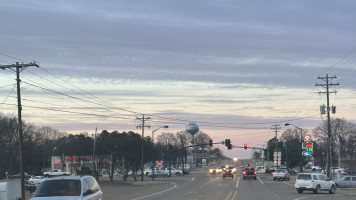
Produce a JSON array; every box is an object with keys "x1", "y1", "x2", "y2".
[{"x1": 0, "y1": 62, "x2": 39, "y2": 69}]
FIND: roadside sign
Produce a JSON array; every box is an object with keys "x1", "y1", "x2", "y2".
[
  {"x1": 304, "y1": 135, "x2": 312, "y2": 142},
  {"x1": 156, "y1": 160, "x2": 163, "y2": 168},
  {"x1": 302, "y1": 151, "x2": 312, "y2": 156}
]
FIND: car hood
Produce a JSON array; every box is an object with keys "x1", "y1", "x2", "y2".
[{"x1": 31, "y1": 196, "x2": 81, "y2": 200}]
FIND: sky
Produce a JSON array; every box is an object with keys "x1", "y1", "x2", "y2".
[{"x1": 1, "y1": 0, "x2": 356, "y2": 159}]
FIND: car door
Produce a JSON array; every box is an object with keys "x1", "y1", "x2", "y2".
[
  {"x1": 317, "y1": 174, "x2": 327, "y2": 190},
  {"x1": 352, "y1": 177, "x2": 356, "y2": 187},
  {"x1": 341, "y1": 176, "x2": 351, "y2": 187}
]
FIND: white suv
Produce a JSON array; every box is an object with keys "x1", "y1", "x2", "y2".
[
  {"x1": 31, "y1": 175, "x2": 103, "y2": 200},
  {"x1": 295, "y1": 173, "x2": 336, "y2": 194}
]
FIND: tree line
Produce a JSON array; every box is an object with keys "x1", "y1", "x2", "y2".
[{"x1": 0, "y1": 115, "x2": 226, "y2": 179}]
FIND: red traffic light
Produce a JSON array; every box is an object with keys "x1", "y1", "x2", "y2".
[{"x1": 244, "y1": 144, "x2": 247, "y2": 149}]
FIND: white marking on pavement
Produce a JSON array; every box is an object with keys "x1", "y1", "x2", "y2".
[
  {"x1": 293, "y1": 196, "x2": 315, "y2": 200},
  {"x1": 236, "y1": 177, "x2": 239, "y2": 188},
  {"x1": 258, "y1": 176, "x2": 264, "y2": 185},
  {"x1": 131, "y1": 182, "x2": 177, "y2": 200},
  {"x1": 192, "y1": 177, "x2": 195, "y2": 181}
]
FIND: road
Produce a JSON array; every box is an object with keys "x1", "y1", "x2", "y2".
[{"x1": 99, "y1": 171, "x2": 356, "y2": 200}]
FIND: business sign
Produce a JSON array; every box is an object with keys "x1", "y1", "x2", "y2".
[
  {"x1": 304, "y1": 135, "x2": 312, "y2": 142},
  {"x1": 302, "y1": 151, "x2": 312, "y2": 157},
  {"x1": 156, "y1": 160, "x2": 163, "y2": 168}
]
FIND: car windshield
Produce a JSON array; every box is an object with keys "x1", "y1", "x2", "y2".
[
  {"x1": 33, "y1": 180, "x2": 81, "y2": 197},
  {"x1": 297, "y1": 174, "x2": 311, "y2": 180}
]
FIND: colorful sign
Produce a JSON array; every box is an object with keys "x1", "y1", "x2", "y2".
[{"x1": 302, "y1": 151, "x2": 312, "y2": 156}]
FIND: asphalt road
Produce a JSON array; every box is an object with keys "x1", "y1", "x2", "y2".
[{"x1": 99, "y1": 171, "x2": 356, "y2": 200}]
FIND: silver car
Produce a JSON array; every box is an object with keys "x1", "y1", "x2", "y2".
[
  {"x1": 334, "y1": 176, "x2": 356, "y2": 188},
  {"x1": 31, "y1": 175, "x2": 103, "y2": 200}
]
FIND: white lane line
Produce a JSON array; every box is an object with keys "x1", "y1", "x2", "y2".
[
  {"x1": 236, "y1": 177, "x2": 239, "y2": 188},
  {"x1": 258, "y1": 176, "x2": 264, "y2": 185},
  {"x1": 192, "y1": 177, "x2": 195, "y2": 181},
  {"x1": 131, "y1": 182, "x2": 177, "y2": 200}
]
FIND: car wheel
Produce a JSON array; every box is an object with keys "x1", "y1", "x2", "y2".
[
  {"x1": 254, "y1": 177, "x2": 257, "y2": 180},
  {"x1": 243, "y1": 177, "x2": 245, "y2": 180},
  {"x1": 297, "y1": 189, "x2": 303, "y2": 194},
  {"x1": 176, "y1": 172, "x2": 180, "y2": 176},
  {"x1": 273, "y1": 178, "x2": 276, "y2": 181},
  {"x1": 223, "y1": 176, "x2": 225, "y2": 179},
  {"x1": 329, "y1": 185, "x2": 336, "y2": 194},
  {"x1": 313, "y1": 185, "x2": 321, "y2": 194}
]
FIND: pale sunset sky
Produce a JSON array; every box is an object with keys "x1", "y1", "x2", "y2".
[{"x1": 1, "y1": 0, "x2": 356, "y2": 158}]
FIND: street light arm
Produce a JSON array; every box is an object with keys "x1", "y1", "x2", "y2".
[{"x1": 285, "y1": 123, "x2": 302, "y2": 131}]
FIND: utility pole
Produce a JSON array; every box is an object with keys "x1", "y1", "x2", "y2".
[
  {"x1": 316, "y1": 74, "x2": 339, "y2": 179},
  {"x1": 136, "y1": 114, "x2": 150, "y2": 181},
  {"x1": 1, "y1": 62, "x2": 39, "y2": 200},
  {"x1": 92, "y1": 127, "x2": 97, "y2": 177},
  {"x1": 271, "y1": 123, "x2": 281, "y2": 167}
]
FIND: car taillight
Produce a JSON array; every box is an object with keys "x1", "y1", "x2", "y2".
[
  {"x1": 243, "y1": 171, "x2": 246, "y2": 175},
  {"x1": 254, "y1": 172, "x2": 257, "y2": 175},
  {"x1": 311, "y1": 180, "x2": 314, "y2": 185},
  {"x1": 283, "y1": 173, "x2": 286, "y2": 176},
  {"x1": 272, "y1": 173, "x2": 274, "y2": 175}
]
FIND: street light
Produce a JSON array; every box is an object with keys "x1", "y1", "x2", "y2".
[
  {"x1": 151, "y1": 126, "x2": 168, "y2": 181},
  {"x1": 52, "y1": 147, "x2": 57, "y2": 170},
  {"x1": 285, "y1": 123, "x2": 303, "y2": 172}
]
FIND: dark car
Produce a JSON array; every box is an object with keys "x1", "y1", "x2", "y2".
[
  {"x1": 222, "y1": 169, "x2": 234, "y2": 179},
  {"x1": 344, "y1": 168, "x2": 356, "y2": 175},
  {"x1": 243, "y1": 167, "x2": 257, "y2": 180}
]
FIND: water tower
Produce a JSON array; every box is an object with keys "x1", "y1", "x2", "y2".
[
  {"x1": 186, "y1": 122, "x2": 199, "y2": 144},
  {"x1": 186, "y1": 123, "x2": 199, "y2": 170}
]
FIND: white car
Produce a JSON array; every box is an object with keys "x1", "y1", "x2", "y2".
[
  {"x1": 331, "y1": 167, "x2": 345, "y2": 174},
  {"x1": 29, "y1": 176, "x2": 46, "y2": 185},
  {"x1": 295, "y1": 173, "x2": 337, "y2": 194},
  {"x1": 311, "y1": 166, "x2": 322, "y2": 171}
]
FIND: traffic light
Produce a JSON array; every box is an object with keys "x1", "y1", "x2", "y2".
[
  {"x1": 244, "y1": 144, "x2": 247, "y2": 150},
  {"x1": 209, "y1": 139, "x2": 213, "y2": 147},
  {"x1": 225, "y1": 139, "x2": 230, "y2": 146}
]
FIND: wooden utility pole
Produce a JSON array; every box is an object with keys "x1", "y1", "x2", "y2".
[
  {"x1": 316, "y1": 74, "x2": 339, "y2": 179},
  {"x1": 1, "y1": 62, "x2": 39, "y2": 200},
  {"x1": 136, "y1": 114, "x2": 150, "y2": 181}
]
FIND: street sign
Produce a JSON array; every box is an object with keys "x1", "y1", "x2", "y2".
[
  {"x1": 302, "y1": 151, "x2": 312, "y2": 156},
  {"x1": 156, "y1": 160, "x2": 163, "y2": 168}
]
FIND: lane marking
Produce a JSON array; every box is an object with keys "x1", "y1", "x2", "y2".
[
  {"x1": 224, "y1": 191, "x2": 233, "y2": 200},
  {"x1": 236, "y1": 177, "x2": 239, "y2": 188},
  {"x1": 131, "y1": 182, "x2": 177, "y2": 200},
  {"x1": 199, "y1": 177, "x2": 219, "y2": 188},
  {"x1": 258, "y1": 176, "x2": 264, "y2": 185},
  {"x1": 192, "y1": 177, "x2": 195, "y2": 181},
  {"x1": 231, "y1": 190, "x2": 238, "y2": 200}
]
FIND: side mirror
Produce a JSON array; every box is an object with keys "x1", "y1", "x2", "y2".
[{"x1": 83, "y1": 189, "x2": 93, "y2": 196}]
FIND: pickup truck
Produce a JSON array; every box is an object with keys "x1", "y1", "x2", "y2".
[
  {"x1": 43, "y1": 169, "x2": 71, "y2": 177},
  {"x1": 272, "y1": 169, "x2": 290, "y2": 181},
  {"x1": 243, "y1": 167, "x2": 257, "y2": 180},
  {"x1": 163, "y1": 168, "x2": 183, "y2": 176}
]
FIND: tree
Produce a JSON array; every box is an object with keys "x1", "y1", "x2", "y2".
[{"x1": 313, "y1": 118, "x2": 356, "y2": 167}]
